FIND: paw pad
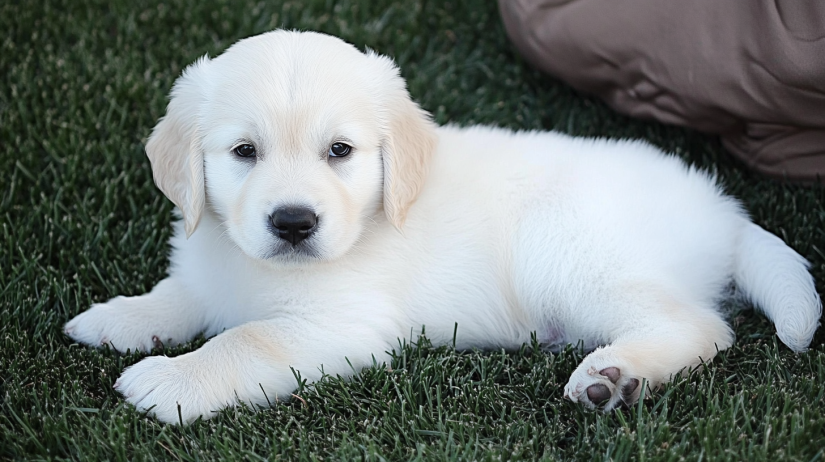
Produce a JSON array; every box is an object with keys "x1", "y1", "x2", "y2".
[
  {"x1": 586, "y1": 383, "x2": 611, "y2": 404},
  {"x1": 621, "y1": 378, "x2": 640, "y2": 398},
  {"x1": 599, "y1": 367, "x2": 620, "y2": 383}
]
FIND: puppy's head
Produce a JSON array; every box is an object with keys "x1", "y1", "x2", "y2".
[{"x1": 146, "y1": 31, "x2": 436, "y2": 262}]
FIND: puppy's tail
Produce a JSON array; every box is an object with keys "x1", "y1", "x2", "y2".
[{"x1": 734, "y1": 222, "x2": 821, "y2": 352}]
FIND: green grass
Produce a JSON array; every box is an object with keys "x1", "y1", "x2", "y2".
[{"x1": 1, "y1": 0, "x2": 824, "y2": 460}]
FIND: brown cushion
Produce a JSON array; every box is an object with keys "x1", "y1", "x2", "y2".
[{"x1": 500, "y1": 0, "x2": 825, "y2": 182}]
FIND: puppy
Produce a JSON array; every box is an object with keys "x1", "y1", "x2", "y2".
[{"x1": 64, "y1": 30, "x2": 822, "y2": 424}]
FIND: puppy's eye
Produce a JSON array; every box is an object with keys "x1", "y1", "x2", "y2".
[
  {"x1": 329, "y1": 143, "x2": 351, "y2": 158},
  {"x1": 233, "y1": 144, "x2": 256, "y2": 158}
]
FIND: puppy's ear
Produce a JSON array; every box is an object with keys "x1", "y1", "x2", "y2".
[
  {"x1": 377, "y1": 57, "x2": 438, "y2": 230},
  {"x1": 145, "y1": 57, "x2": 211, "y2": 237}
]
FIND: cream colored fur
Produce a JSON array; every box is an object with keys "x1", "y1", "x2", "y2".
[{"x1": 64, "y1": 30, "x2": 821, "y2": 424}]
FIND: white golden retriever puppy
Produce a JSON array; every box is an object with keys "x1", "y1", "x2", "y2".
[{"x1": 64, "y1": 30, "x2": 821, "y2": 424}]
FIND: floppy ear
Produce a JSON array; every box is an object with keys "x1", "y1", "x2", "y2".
[
  {"x1": 145, "y1": 56, "x2": 211, "y2": 237},
  {"x1": 376, "y1": 57, "x2": 438, "y2": 229}
]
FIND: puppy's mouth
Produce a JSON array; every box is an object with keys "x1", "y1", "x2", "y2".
[{"x1": 262, "y1": 239, "x2": 322, "y2": 261}]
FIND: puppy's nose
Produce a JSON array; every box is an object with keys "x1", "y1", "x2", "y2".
[{"x1": 270, "y1": 207, "x2": 317, "y2": 245}]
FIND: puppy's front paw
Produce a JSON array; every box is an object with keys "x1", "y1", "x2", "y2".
[
  {"x1": 115, "y1": 355, "x2": 231, "y2": 424},
  {"x1": 64, "y1": 297, "x2": 179, "y2": 353},
  {"x1": 564, "y1": 353, "x2": 643, "y2": 411}
]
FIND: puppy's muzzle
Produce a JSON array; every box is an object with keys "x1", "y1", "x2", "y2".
[{"x1": 269, "y1": 207, "x2": 318, "y2": 245}]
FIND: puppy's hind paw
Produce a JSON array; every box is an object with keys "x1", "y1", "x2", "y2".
[{"x1": 564, "y1": 365, "x2": 642, "y2": 411}]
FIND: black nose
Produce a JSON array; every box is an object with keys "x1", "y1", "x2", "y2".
[{"x1": 269, "y1": 207, "x2": 318, "y2": 245}]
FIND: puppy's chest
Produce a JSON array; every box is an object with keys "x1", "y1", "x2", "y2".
[{"x1": 211, "y1": 268, "x2": 367, "y2": 316}]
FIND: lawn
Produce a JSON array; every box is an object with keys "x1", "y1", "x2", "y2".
[{"x1": 1, "y1": 0, "x2": 824, "y2": 460}]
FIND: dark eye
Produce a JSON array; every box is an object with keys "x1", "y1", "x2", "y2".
[
  {"x1": 329, "y1": 142, "x2": 351, "y2": 158},
  {"x1": 233, "y1": 144, "x2": 256, "y2": 158}
]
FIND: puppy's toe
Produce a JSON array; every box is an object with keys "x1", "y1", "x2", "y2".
[
  {"x1": 586, "y1": 383, "x2": 612, "y2": 404},
  {"x1": 599, "y1": 367, "x2": 621, "y2": 383},
  {"x1": 620, "y1": 377, "x2": 641, "y2": 402}
]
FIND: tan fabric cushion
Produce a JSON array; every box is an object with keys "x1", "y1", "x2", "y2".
[{"x1": 500, "y1": 0, "x2": 825, "y2": 182}]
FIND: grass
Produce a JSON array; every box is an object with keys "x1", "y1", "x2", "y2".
[{"x1": 1, "y1": 0, "x2": 824, "y2": 460}]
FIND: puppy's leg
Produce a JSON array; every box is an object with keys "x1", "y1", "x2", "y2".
[
  {"x1": 563, "y1": 301, "x2": 733, "y2": 410},
  {"x1": 114, "y1": 314, "x2": 397, "y2": 424},
  {"x1": 64, "y1": 278, "x2": 206, "y2": 353}
]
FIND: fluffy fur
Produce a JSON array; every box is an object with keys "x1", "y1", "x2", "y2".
[{"x1": 64, "y1": 30, "x2": 821, "y2": 424}]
